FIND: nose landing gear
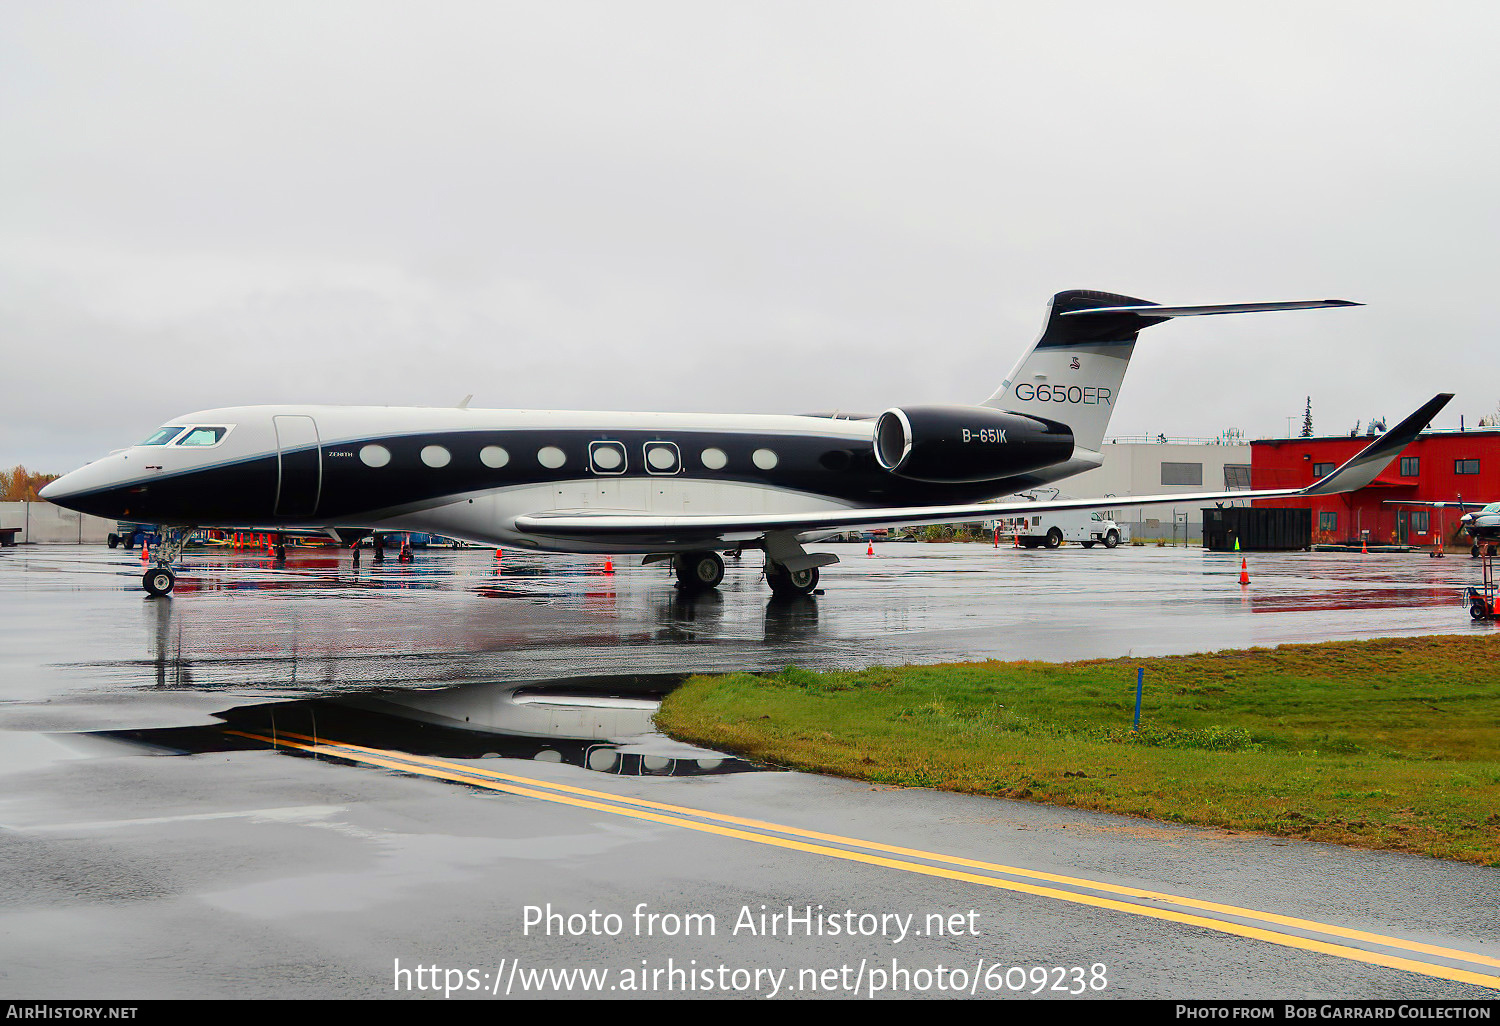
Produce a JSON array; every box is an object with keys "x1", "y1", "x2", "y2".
[{"x1": 140, "y1": 525, "x2": 195, "y2": 597}]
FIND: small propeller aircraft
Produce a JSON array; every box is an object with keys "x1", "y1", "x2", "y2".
[
  {"x1": 1385, "y1": 499, "x2": 1500, "y2": 556},
  {"x1": 41, "y1": 289, "x2": 1451, "y2": 596}
]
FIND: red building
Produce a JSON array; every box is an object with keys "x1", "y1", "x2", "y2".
[{"x1": 1252, "y1": 430, "x2": 1500, "y2": 547}]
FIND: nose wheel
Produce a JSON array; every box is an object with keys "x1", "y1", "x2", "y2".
[{"x1": 143, "y1": 567, "x2": 176, "y2": 597}]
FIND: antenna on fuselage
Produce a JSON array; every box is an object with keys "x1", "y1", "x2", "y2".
[{"x1": 457, "y1": 394, "x2": 474, "y2": 409}]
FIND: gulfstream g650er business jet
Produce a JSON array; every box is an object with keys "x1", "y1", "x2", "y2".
[{"x1": 42, "y1": 290, "x2": 1451, "y2": 596}]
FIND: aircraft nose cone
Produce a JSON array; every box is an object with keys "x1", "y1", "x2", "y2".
[
  {"x1": 39, "y1": 473, "x2": 72, "y2": 501},
  {"x1": 36, "y1": 459, "x2": 130, "y2": 517}
]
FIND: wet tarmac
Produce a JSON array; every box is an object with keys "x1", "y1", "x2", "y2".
[{"x1": 1, "y1": 543, "x2": 1496, "y2": 999}]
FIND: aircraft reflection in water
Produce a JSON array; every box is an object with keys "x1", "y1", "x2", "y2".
[
  {"x1": 93, "y1": 675, "x2": 760, "y2": 779},
  {"x1": 135, "y1": 570, "x2": 821, "y2": 694}
]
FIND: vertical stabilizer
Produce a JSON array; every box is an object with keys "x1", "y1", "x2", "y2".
[{"x1": 983, "y1": 290, "x2": 1359, "y2": 452}]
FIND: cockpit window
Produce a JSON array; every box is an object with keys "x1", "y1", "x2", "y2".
[
  {"x1": 140, "y1": 426, "x2": 186, "y2": 446},
  {"x1": 176, "y1": 426, "x2": 228, "y2": 447},
  {"x1": 1483, "y1": 502, "x2": 1500, "y2": 514}
]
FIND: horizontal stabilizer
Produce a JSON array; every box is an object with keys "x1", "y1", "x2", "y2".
[{"x1": 1062, "y1": 300, "x2": 1361, "y2": 318}]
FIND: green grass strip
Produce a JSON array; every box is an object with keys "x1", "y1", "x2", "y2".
[{"x1": 656, "y1": 634, "x2": 1500, "y2": 865}]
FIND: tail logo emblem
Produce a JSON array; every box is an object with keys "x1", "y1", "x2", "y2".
[{"x1": 1069, "y1": 356, "x2": 1081, "y2": 370}]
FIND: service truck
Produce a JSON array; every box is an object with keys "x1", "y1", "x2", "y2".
[{"x1": 993, "y1": 510, "x2": 1129, "y2": 549}]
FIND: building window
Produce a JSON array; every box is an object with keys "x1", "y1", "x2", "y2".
[
  {"x1": 1413, "y1": 510, "x2": 1430, "y2": 533},
  {"x1": 1312, "y1": 462, "x2": 1336, "y2": 478},
  {"x1": 1456, "y1": 459, "x2": 1480, "y2": 475},
  {"x1": 1319, "y1": 511, "x2": 1338, "y2": 532},
  {"x1": 1400, "y1": 456, "x2": 1420, "y2": 476},
  {"x1": 1160, "y1": 462, "x2": 1202, "y2": 486},
  {"x1": 1223, "y1": 464, "x2": 1251, "y2": 489}
]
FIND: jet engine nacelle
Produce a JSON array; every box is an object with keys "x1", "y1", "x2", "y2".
[{"x1": 873, "y1": 405, "x2": 1075, "y2": 484}]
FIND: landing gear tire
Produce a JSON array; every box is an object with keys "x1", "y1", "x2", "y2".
[
  {"x1": 766, "y1": 563, "x2": 818, "y2": 597},
  {"x1": 1045, "y1": 528, "x2": 1063, "y2": 549},
  {"x1": 675, "y1": 551, "x2": 725, "y2": 590},
  {"x1": 1104, "y1": 530, "x2": 1120, "y2": 549},
  {"x1": 143, "y1": 567, "x2": 175, "y2": 597}
]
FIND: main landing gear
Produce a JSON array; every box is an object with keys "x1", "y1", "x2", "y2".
[
  {"x1": 661, "y1": 533, "x2": 835, "y2": 596},
  {"x1": 667, "y1": 548, "x2": 821, "y2": 596},
  {"x1": 674, "y1": 551, "x2": 725, "y2": 591},
  {"x1": 141, "y1": 525, "x2": 195, "y2": 597},
  {"x1": 765, "y1": 562, "x2": 819, "y2": 597}
]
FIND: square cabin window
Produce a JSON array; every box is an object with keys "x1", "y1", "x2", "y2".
[
  {"x1": 1456, "y1": 459, "x2": 1481, "y2": 475},
  {"x1": 1319, "y1": 511, "x2": 1338, "y2": 532},
  {"x1": 1312, "y1": 462, "x2": 1336, "y2": 479}
]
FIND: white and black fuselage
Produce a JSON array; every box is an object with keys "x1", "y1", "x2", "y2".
[{"x1": 43, "y1": 404, "x2": 1090, "y2": 554}]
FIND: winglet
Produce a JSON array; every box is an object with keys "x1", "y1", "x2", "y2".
[{"x1": 1301, "y1": 394, "x2": 1453, "y2": 496}]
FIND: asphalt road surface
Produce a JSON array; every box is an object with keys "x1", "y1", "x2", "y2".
[{"x1": 1, "y1": 543, "x2": 1495, "y2": 999}]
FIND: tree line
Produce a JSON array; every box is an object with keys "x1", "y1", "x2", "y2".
[{"x1": 1, "y1": 465, "x2": 60, "y2": 501}]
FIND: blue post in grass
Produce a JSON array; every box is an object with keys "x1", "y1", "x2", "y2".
[{"x1": 1132, "y1": 668, "x2": 1144, "y2": 733}]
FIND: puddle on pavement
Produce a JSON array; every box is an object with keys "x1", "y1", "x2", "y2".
[{"x1": 84, "y1": 673, "x2": 764, "y2": 780}]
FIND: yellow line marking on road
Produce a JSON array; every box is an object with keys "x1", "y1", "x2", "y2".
[
  {"x1": 227, "y1": 730, "x2": 1500, "y2": 990},
  {"x1": 256, "y1": 729, "x2": 1500, "y2": 972}
]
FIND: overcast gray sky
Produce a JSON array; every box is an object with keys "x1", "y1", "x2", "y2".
[{"x1": 4, "y1": 1, "x2": 1497, "y2": 471}]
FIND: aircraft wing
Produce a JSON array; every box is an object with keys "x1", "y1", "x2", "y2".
[
  {"x1": 515, "y1": 394, "x2": 1452, "y2": 545},
  {"x1": 1381, "y1": 500, "x2": 1485, "y2": 509}
]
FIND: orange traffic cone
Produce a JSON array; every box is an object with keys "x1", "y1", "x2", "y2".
[
  {"x1": 604, "y1": 557, "x2": 614, "y2": 574},
  {"x1": 1361, "y1": 538, "x2": 1367, "y2": 554},
  {"x1": 1013, "y1": 533, "x2": 1020, "y2": 548},
  {"x1": 494, "y1": 547, "x2": 502, "y2": 560},
  {"x1": 1239, "y1": 558, "x2": 1250, "y2": 586},
  {"x1": 140, "y1": 542, "x2": 149, "y2": 562},
  {"x1": 866, "y1": 540, "x2": 874, "y2": 556}
]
